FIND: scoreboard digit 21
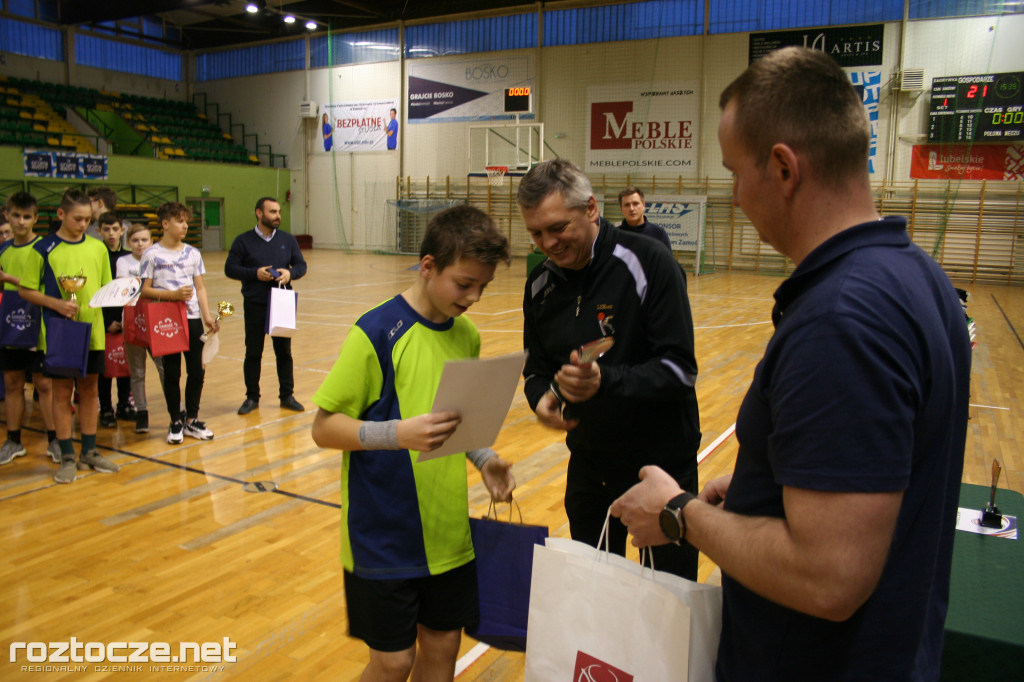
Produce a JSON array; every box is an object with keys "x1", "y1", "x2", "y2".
[{"x1": 928, "y1": 71, "x2": 1023, "y2": 143}]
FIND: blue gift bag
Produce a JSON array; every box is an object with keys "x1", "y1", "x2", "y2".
[
  {"x1": 44, "y1": 317, "x2": 92, "y2": 378},
  {"x1": 467, "y1": 510, "x2": 549, "y2": 651},
  {"x1": 0, "y1": 289, "x2": 41, "y2": 348}
]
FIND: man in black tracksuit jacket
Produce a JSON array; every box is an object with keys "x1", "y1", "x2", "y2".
[{"x1": 519, "y1": 159, "x2": 701, "y2": 579}]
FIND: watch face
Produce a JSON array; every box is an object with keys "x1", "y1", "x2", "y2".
[{"x1": 659, "y1": 507, "x2": 682, "y2": 542}]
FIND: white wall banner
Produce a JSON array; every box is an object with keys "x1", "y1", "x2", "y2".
[
  {"x1": 646, "y1": 194, "x2": 706, "y2": 253},
  {"x1": 320, "y1": 99, "x2": 399, "y2": 153},
  {"x1": 407, "y1": 56, "x2": 534, "y2": 124},
  {"x1": 585, "y1": 82, "x2": 700, "y2": 175}
]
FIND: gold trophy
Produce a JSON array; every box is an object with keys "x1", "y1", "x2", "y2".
[
  {"x1": 57, "y1": 271, "x2": 88, "y2": 320},
  {"x1": 200, "y1": 300, "x2": 234, "y2": 342}
]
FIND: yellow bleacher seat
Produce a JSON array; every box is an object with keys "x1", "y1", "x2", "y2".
[
  {"x1": 46, "y1": 137, "x2": 60, "y2": 146},
  {"x1": 249, "y1": 155, "x2": 260, "y2": 164}
]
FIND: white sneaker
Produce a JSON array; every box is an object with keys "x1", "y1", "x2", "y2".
[
  {"x1": 0, "y1": 440, "x2": 27, "y2": 465},
  {"x1": 184, "y1": 419, "x2": 213, "y2": 441},
  {"x1": 167, "y1": 420, "x2": 184, "y2": 444}
]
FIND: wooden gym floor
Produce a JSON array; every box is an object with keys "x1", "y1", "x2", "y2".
[{"x1": 1, "y1": 250, "x2": 1022, "y2": 681}]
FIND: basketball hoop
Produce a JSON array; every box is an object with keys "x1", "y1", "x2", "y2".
[{"x1": 485, "y1": 165, "x2": 508, "y2": 187}]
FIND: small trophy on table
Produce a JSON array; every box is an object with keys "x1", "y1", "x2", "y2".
[
  {"x1": 979, "y1": 458, "x2": 1004, "y2": 529},
  {"x1": 200, "y1": 300, "x2": 234, "y2": 343},
  {"x1": 57, "y1": 271, "x2": 87, "y2": 319}
]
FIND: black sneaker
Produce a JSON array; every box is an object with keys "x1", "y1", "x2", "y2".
[
  {"x1": 280, "y1": 396, "x2": 305, "y2": 411},
  {"x1": 100, "y1": 409, "x2": 117, "y2": 429},
  {"x1": 116, "y1": 403, "x2": 137, "y2": 420},
  {"x1": 167, "y1": 419, "x2": 184, "y2": 444},
  {"x1": 135, "y1": 410, "x2": 149, "y2": 434},
  {"x1": 184, "y1": 418, "x2": 214, "y2": 440}
]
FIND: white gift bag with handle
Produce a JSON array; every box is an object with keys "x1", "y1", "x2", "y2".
[{"x1": 525, "y1": 512, "x2": 722, "y2": 681}]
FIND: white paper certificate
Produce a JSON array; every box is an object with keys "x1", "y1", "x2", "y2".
[{"x1": 418, "y1": 350, "x2": 526, "y2": 461}]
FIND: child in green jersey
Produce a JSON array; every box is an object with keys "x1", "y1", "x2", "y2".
[
  {"x1": 311, "y1": 205, "x2": 516, "y2": 681},
  {"x1": 18, "y1": 188, "x2": 116, "y2": 484},
  {"x1": 0, "y1": 191, "x2": 58, "y2": 467}
]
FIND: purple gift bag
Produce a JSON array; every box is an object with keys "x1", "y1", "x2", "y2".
[
  {"x1": 0, "y1": 289, "x2": 41, "y2": 349},
  {"x1": 44, "y1": 317, "x2": 92, "y2": 378}
]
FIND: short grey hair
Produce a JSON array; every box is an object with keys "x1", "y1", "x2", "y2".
[{"x1": 516, "y1": 159, "x2": 593, "y2": 211}]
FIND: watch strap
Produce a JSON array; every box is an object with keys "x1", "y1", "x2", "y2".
[{"x1": 666, "y1": 491, "x2": 697, "y2": 541}]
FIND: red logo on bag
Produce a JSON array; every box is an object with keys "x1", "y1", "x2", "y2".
[
  {"x1": 153, "y1": 316, "x2": 182, "y2": 339},
  {"x1": 574, "y1": 652, "x2": 633, "y2": 682}
]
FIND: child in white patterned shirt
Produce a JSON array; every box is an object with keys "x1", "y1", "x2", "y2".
[{"x1": 140, "y1": 203, "x2": 218, "y2": 444}]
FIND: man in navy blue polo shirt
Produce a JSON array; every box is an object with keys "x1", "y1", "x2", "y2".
[
  {"x1": 613, "y1": 47, "x2": 970, "y2": 680},
  {"x1": 617, "y1": 186, "x2": 671, "y2": 252}
]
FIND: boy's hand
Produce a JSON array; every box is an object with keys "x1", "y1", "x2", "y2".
[
  {"x1": 256, "y1": 266, "x2": 275, "y2": 282},
  {"x1": 107, "y1": 321, "x2": 122, "y2": 333},
  {"x1": 175, "y1": 285, "x2": 194, "y2": 301},
  {"x1": 204, "y1": 314, "x2": 219, "y2": 333},
  {"x1": 57, "y1": 299, "x2": 78, "y2": 319},
  {"x1": 398, "y1": 411, "x2": 461, "y2": 452},
  {"x1": 275, "y1": 268, "x2": 291, "y2": 286},
  {"x1": 481, "y1": 456, "x2": 516, "y2": 502}
]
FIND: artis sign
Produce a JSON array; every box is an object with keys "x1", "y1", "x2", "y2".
[{"x1": 749, "y1": 24, "x2": 884, "y2": 67}]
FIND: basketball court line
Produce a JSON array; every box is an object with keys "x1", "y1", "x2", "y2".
[
  {"x1": 991, "y1": 294, "x2": 1024, "y2": 353},
  {"x1": 695, "y1": 320, "x2": 772, "y2": 330},
  {"x1": 698, "y1": 423, "x2": 737, "y2": 464},
  {"x1": 1, "y1": 413, "x2": 340, "y2": 509}
]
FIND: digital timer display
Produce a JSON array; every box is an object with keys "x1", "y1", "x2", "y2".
[
  {"x1": 928, "y1": 71, "x2": 1024, "y2": 143},
  {"x1": 504, "y1": 87, "x2": 532, "y2": 114}
]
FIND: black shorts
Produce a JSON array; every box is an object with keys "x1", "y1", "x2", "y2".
[
  {"x1": 0, "y1": 348, "x2": 44, "y2": 374},
  {"x1": 344, "y1": 560, "x2": 479, "y2": 652},
  {"x1": 41, "y1": 350, "x2": 104, "y2": 378}
]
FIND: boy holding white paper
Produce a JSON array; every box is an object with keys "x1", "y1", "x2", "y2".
[{"x1": 311, "y1": 204, "x2": 516, "y2": 682}]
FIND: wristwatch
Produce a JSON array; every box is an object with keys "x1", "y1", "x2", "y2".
[{"x1": 659, "y1": 491, "x2": 697, "y2": 544}]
